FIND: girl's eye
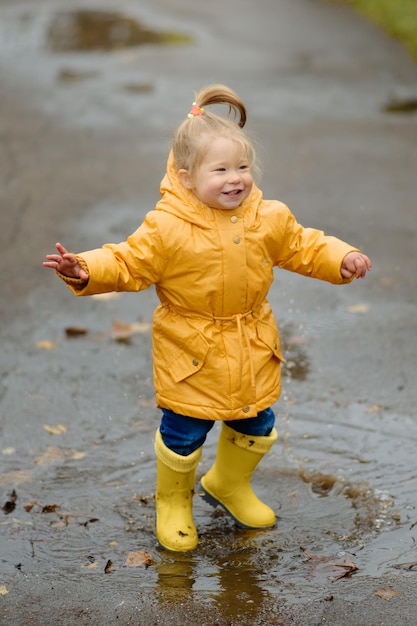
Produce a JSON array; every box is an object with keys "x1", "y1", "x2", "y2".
[
  {"x1": 240, "y1": 164, "x2": 249, "y2": 170},
  {"x1": 215, "y1": 168, "x2": 226, "y2": 172}
]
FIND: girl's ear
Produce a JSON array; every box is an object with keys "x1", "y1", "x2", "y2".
[{"x1": 178, "y1": 169, "x2": 193, "y2": 189}]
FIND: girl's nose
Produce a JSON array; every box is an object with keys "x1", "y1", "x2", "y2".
[{"x1": 228, "y1": 169, "x2": 241, "y2": 183}]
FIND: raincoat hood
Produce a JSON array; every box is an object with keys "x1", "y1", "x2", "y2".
[{"x1": 156, "y1": 150, "x2": 263, "y2": 229}]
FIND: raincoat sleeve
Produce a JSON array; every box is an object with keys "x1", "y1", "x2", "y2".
[
  {"x1": 271, "y1": 204, "x2": 359, "y2": 284},
  {"x1": 61, "y1": 211, "x2": 166, "y2": 296}
]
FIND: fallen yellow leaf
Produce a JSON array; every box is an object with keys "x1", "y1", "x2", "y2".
[
  {"x1": 24, "y1": 500, "x2": 37, "y2": 512},
  {"x1": 0, "y1": 469, "x2": 33, "y2": 485},
  {"x1": 366, "y1": 404, "x2": 382, "y2": 413},
  {"x1": 43, "y1": 423, "x2": 68, "y2": 435},
  {"x1": 50, "y1": 519, "x2": 69, "y2": 528},
  {"x1": 347, "y1": 304, "x2": 369, "y2": 314},
  {"x1": 374, "y1": 586, "x2": 400, "y2": 600},
  {"x1": 36, "y1": 340, "x2": 57, "y2": 350},
  {"x1": 112, "y1": 319, "x2": 151, "y2": 341},
  {"x1": 131, "y1": 322, "x2": 152, "y2": 333},
  {"x1": 2, "y1": 447, "x2": 15, "y2": 456},
  {"x1": 80, "y1": 561, "x2": 98, "y2": 570},
  {"x1": 11, "y1": 518, "x2": 33, "y2": 526},
  {"x1": 34, "y1": 446, "x2": 85, "y2": 466},
  {"x1": 0, "y1": 585, "x2": 9, "y2": 596}
]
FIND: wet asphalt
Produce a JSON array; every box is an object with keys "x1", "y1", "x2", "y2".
[{"x1": 1, "y1": 0, "x2": 417, "y2": 624}]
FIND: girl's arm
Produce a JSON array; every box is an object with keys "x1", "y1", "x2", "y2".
[
  {"x1": 269, "y1": 203, "x2": 371, "y2": 284},
  {"x1": 43, "y1": 211, "x2": 165, "y2": 296}
]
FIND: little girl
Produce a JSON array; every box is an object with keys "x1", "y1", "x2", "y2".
[{"x1": 44, "y1": 84, "x2": 371, "y2": 552}]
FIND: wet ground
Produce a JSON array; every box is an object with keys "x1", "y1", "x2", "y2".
[{"x1": 1, "y1": 0, "x2": 417, "y2": 624}]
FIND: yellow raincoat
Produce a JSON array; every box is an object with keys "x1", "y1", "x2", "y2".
[{"x1": 64, "y1": 153, "x2": 357, "y2": 420}]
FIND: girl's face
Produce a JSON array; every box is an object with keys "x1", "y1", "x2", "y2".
[{"x1": 179, "y1": 137, "x2": 254, "y2": 210}]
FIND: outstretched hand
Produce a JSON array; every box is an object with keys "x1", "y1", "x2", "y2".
[
  {"x1": 43, "y1": 243, "x2": 89, "y2": 281},
  {"x1": 341, "y1": 251, "x2": 372, "y2": 279}
]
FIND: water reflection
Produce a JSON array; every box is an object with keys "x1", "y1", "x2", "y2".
[
  {"x1": 206, "y1": 543, "x2": 270, "y2": 622},
  {"x1": 156, "y1": 553, "x2": 196, "y2": 594},
  {"x1": 155, "y1": 532, "x2": 285, "y2": 623}
]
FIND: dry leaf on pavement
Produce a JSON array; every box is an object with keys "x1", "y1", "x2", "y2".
[
  {"x1": 374, "y1": 586, "x2": 400, "y2": 600},
  {"x1": 124, "y1": 550, "x2": 154, "y2": 568},
  {"x1": 36, "y1": 340, "x2": 56, "y2": 350},
  {"x1": 34, "y1": 445, "x2": 85, "y2": 466},
  {"x1": 392, "y1": 561, "x2": 417, "y2": 571},
  {"x1": 0, "y1": 469, "x2": 33, "y2": 486},
  {"x1": 112, "y1": 319, "x2": 151, "y2": 342},
  {"x1": 43, "y1": 423, "x2": 68, "y2": 435},
  {"x1": 65, "y1": 326, "x2": 88, "y2": 337},
  {"x1": 2, "y1": 489, "x2": 17, "y2": 514},
  {"x1": 300, "y1": 547, "x2": 358, "y2": 582},
  {"x1": 347, "y1": 303, "x2": 369, "y2": 314}
]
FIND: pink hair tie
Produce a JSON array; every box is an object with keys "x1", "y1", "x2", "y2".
[{"x1": 188, "y1": 102, "x2": 204, "y2": 119}]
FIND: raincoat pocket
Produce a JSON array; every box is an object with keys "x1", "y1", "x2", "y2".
[
  {"x1": 256, "y1": 320, "x2": 285, "y2": 362},
  {"x1": 168, "y1": 331, "x2": 210, "y2": 383}
]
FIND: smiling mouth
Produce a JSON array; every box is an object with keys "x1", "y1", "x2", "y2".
[{"x1": 224, "y1": 189, "x2": 242, "y2": 196}]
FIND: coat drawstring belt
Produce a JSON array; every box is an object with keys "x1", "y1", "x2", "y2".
[
  {"x1": 161, "y1": 304, "x2": 257, "y2": 391},
  {"x1": 212, "y1": 310, "x2": 255, "y2": 390}
]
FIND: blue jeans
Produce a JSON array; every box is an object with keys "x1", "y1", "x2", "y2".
[{"x1": 159, "y1": 407, "x2": 276, "y2": 456}]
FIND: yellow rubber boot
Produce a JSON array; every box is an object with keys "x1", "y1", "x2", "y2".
[
  {"x1": 154, "y1": 429, "x2": 202, "y2": 552},
  {"x1": 200, "y1": 423, "x2": 278, "y2": 528}
]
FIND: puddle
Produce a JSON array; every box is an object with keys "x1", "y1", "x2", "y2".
[
  {"x1": 47, "y1": 10, "x2": 193, "y2": 52},
  {"x1": 298, "y1": 468, "x2": 394, "y2": 536},
  {"x1": 57, "y1": 68, "x2": 100, "y2": 83},
  {"x1": 1, "y1": 283, "x2": 416, "y2": 619},
  {"x1": 382, "y1": 97, "x2": 417, "y2": 114},
  {"x1": 2, "y1": 305, "x2": 417, "y2": 620},
  {"x1": 122, "y1": 82, "x2": 155, "y2": 94}
]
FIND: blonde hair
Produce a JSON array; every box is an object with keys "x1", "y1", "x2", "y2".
[{"x1": 172, "y1": 84, "x2": 259, "y2": 179}]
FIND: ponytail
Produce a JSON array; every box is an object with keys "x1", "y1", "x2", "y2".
[{"x1": 173, "y1": 84, "x2": 257, "y2": 177}]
